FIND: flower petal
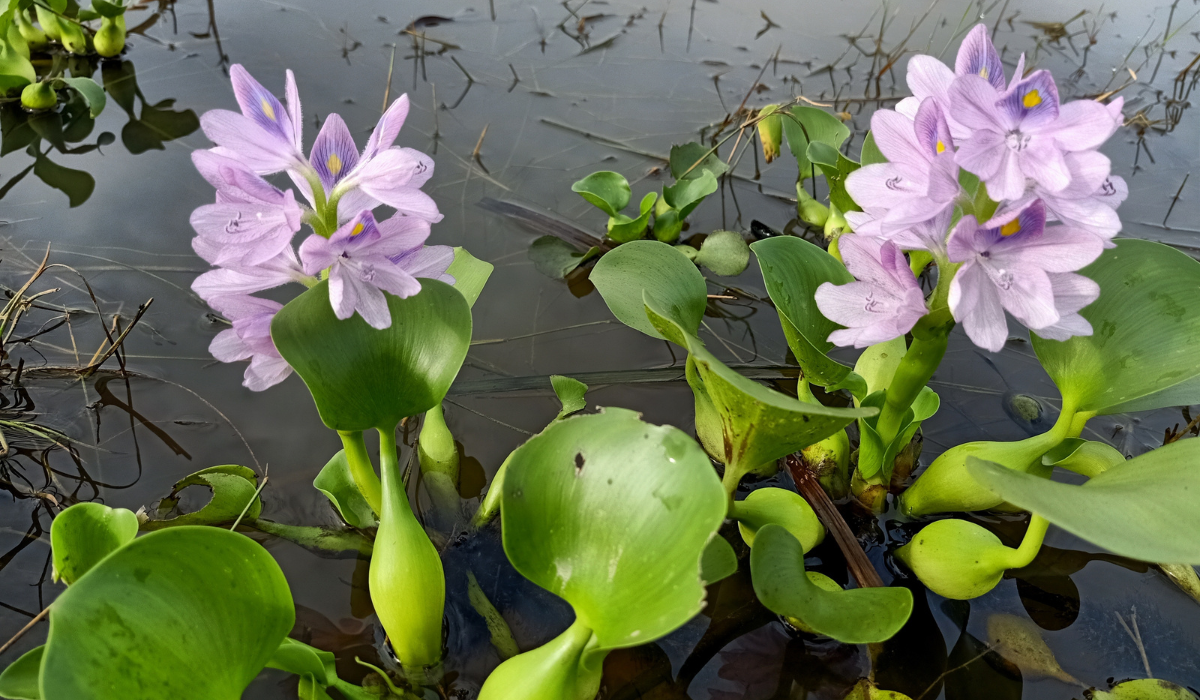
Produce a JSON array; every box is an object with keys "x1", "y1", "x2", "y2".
[
  {"x1": 950, "y1": 262, "x2": 1008, "y2": 352},
  {"x1": 955, "y1": 128, "x2": 1006, "y2": 180},
  {"x1": 955, "y1": 24, "x2": 1006, "y2": 91},
  {"x1": 362, "y1": 94, "x2": 411, "y2": 161},
  {"x1": 229, "y1": 64, "x2": 295, "y2": 146},
  {"x1": 1048, "y1": 99, "x2": 1118, "y2": 152},
  {"x1": 871, "y1": 109, "x2": 929, "y2": 166},
  {"x1": 310, "y1": 113, "x2": 360, "y2": 191},
  {"x1": 200, "y1": 110, "x2": 299, "y2": 174},
  {"x1": 948, "y1": 74, "x2": 1006, "y2": 131}
]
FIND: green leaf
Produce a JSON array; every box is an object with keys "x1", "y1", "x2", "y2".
[
  {"x1": 272, "y1": 279, "x2": 472, "y2": 431},
  {"x1": 591, "y1": 240, "x2": 707, "y2": 342},
  {"x1": 731, "y1": 486, "x2": 824, "y2": 552},
  {"x1": 750, "y1": 524, "x2": 911, "y2": 643},
  {"x1": 50, "y1": 502, "x2": 138, "y2": 585},
  {"x1": 313, "y1": 451, "x2": 377, "y2": 529},
  {"x1": 807, "y1": 141, "x2": 861, "y2": 213},
  {"x1": 529, "y1": 236, "x2": 598, "y2": 280},
  {"x1": 41, "y1": 527, "x2": 294, "y2": 699},
  {"x1": 700, "y1": 535, "x2": 738, "y2": 585},
  {"x1": 550, "y1": 374, "x2": 588, "y2": 420},
  {"x1": 1032, "y1": 240, "x2": 1200, "y2": 415},
  {"x1": 1040, "y1": 438, "x2": 1125, "y2": 478},
  {"x1": 447, "y1": 246, "x2": 493, "y2": 307},
  {"x1": 607, "y1": 191, "x2": 656, "y2": 243},
  {"x1": 780, "y1": 106, "x2": 850, "y2": 180},
  {"x1": 571, "y1": 171, "x2": 630, "y2": 217},
  {"x1": 657, "y1": 309, "x2": 872, "y2": 486},
  {"x1": 662, "y1": 168, "x2": 718, "y2": 219},
  {"x1": 750, "y1": 236, "x2": 854, "y2": 386},
  {"x1": 500, "y1": 408, "x2": 727, "y2": 650},
  {"x1": 694, "y1": 230, "x2": 750, "y2": 277},
  {"x1": 90, "y1": 0, "x2": 127, "y2": 18},
  {"x1": 669, "y1": 142, "x2": 729, "y2": 180},
  {"x1": 0, "y1": 646, "x2": 42, "y2": 700},
  {"x1": 0, "y1": 13, "x2": 35, "y2": 92},
  {"x1": 860, "y1": 132, "x2": 886, "y2": 166},
  {"x1": 267, "y1": 638, "x2": 336, "y2": 686},
  {"x1": 966, "y1": 439, "x2": 1200, "y2": 563},
  {"x1": 59, "y1": 77, "x2": 105, "y2": 118},
  {"x1": 142, "y1": 465, "x2": 262, "y2": 530},
  {"x1": 853, "y1": 337, "x2": 906, "y2": 404},
  {"x1": 1090, "y1": 679, "x2": 1198, "y2": 700}
]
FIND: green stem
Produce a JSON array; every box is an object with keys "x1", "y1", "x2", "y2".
[
  {"x1": 875, "y1": 323, "x2": 950, "y2": 446},
  {"x1": 338, "y1": 430, "x2": 382, "y2": 515},
  {"x1": 796, "y1": 378, "x2": 816, "y2": 404},
  {"x1": 1002, "y1": 514, "x2": 1050, "y2": 570}
]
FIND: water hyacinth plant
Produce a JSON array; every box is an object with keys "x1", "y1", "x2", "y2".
[{"x1": 6, "y1": 18, "x2": 1200, "y2": 700}]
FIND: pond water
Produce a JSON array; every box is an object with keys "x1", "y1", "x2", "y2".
[{"x1": 2, "y1": 0, "x2": 1200, "y2": 697}]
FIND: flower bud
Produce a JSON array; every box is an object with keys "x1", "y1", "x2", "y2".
[
  {"x1": 898, "y1": 431, "x2": 1062, "y2": 517},
  {"x1": 94, "y1": 16, "x2": 126, "y2": 58},
  {"x1": 895, "y1": 519, "x2": 1014, "y2": 600},
  {"x1": 20, "y1": 82, "x2": 56, "y2": 111},
  {"x1": 757, "y1": 104, "x2": 783, "y2": 164}
]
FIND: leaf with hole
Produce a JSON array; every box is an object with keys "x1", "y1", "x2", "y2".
[{"x1": 142, "y1": 465, "x2": 261, "y2": 530}]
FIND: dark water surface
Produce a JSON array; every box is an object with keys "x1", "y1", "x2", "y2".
[{"x1": 2, "y1": 0, "x2": 1200, "y2": 697}]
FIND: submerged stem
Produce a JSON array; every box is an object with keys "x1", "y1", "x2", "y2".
[{"x1": 338, "y1": 430, "x2": 382, "y2": 515}]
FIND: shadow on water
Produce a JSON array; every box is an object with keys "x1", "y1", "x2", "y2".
[{"x1": 2, "y1": 0, "x2": 1200, "y2": 697}]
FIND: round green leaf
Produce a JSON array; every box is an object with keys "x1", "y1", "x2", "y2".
[
  {"x1": 731, "y1": 487, "x2": 824, "y2": 552},
  {"x1": 500, "y1": 408, "x2": 727, "y2": 651},
  {"x1": 271, "y1": 279, "x2": 472, "y2": 431},
  {"x1": 695, "y1": 230, "x2": 750, "y2": 277},
  {"x1": 750, "y1": 524, "x2": 912, "y2": 643},
  {"x1": 571, "y1": 171, "x2": 630, "y2": 217},
  {"x1": 607, "y1": 192, "x2": 657, "y2": 243},
  {"x1": 591, "y1": 240, "x2": 708, "y2": 342},
  {"x1": 966, "y1": 438, "x2": 1200, "y2": 564},
  {"x1": 1091, "y1": 679, "x2": 1198, "y2": 700},
  {"x1": 750, "y1": 236, "x2": 855, "y2": 386},
  {"x1": 50, "y1": 503, "x2": 138, "y2": 585},
  {"x1": 1032, "y1": 240, "x2": 1200, "y2": 415},
  {"x1": 781, "y1": 106, "x2": 850, "y2": 179},
  {"x1": 41, "y1": 527, "x2": 294, "y2": 699},
  {"x1": 662, "y1": 169, "x2": 717, "y2": 218}
]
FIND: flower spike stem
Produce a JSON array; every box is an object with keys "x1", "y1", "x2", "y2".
[
  {"x1": 339, "y1": 430, "x2": 383, "y2": 515},
  {"x1": 785, "y1": 453, "x2": 884, "y2": 588},
  {"x1": 874, "y1": 313, "x2": 952, "y2": 447}
]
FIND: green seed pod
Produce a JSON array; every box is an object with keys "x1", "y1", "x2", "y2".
[
  {"x1": 20, "y1": 81, "x2": 57, "y2": 111},
  {"x1": 94, "y1": 16, "x2": 126, "y2": 58},
  {"x1": 895, "y1": 517, "x2": 1047, "y2": 600},
  {"x1": 15, "y1": 10, "x2": 49, "y2": 52},
  {"x1": 58, "y1": 19, "x2": 89, "y2": 56},
  {"x1": 731, "y1": 487, "x2": 825, "y2": 553},
  {"x1": 898, "y1": 430, "x2": 1063, "y2": 517},
  {"x1": 33, "y1": 6, "x2": 63, "y2": 42}
]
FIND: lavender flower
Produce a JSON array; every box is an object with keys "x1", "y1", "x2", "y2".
[
  {"x1": 200, "y1": 65, "x2": 306, "y2": 174},
  {"x1": 950, "y1": 68, "x2": 1119, "y2": 202},
  {"x1": 1009, "y1": 150, "x2": 1127, "y2": 244},
  {"x1": 815, "y1": 236, "x2": 928, "y2": 348},
  {"x1": 947, "y1": 200, "x2": 1102, "y2": 351},
  {"x1": 190, "y1": 150, "x2": 303, "y2": 267},
  {"x1": 191, "y1": 243, "x2": 311, "y2": 302},
  {"x1": 846, "y1": 99, "x2": 960, "y2": 235},
  {"x1": 298, "y1": 210, "x2": 453, "y2": 329},
  {"x1": 207, "y1": 295, "x2": 292, "y2": 391}
]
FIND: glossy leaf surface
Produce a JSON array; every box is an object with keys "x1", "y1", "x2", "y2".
[
  {"x1": 142, "y1": 465, "x2": 261, "y2": 530},
  {"x1": 272, "y1": 279, "x2": 472, "y2": 431},
  {"x1": 750, "y1": 525, "x2": 911, "y2": 643},
  {"x1": 313, "y1": 451, "x2": 377, "y2": 529},
  {"x1": 500, "y1": 408, "x2": 726, "y2": 650},
  {"x1": 967, "y1": 440, "x2": 1200, "y2": 564},
  {"x1": 1032, "y1": 240, "x2": 1200, "y2": 415},
  {"x1": 781, "y1": 106, "x2": 850, "y2": 179},
  {"x1": 50, "y1": 503, "x2": 138, "y2": 585},
  {"x1": 571, "y1": 171, "x2": 630, "y2": 217},
  {"x1": 41, "y1": 527, "x2": 294, "y2": 699},
  {"x1": 591, "y1": 240, "x2": 707, "y2": 342},
  {"x1": 750, "y1": 236, "x2": 854, "y2": 386},
  {"x1": 608, "y1": 191, "x2": 657, "y2": 243},
  {"x1": 446, "y1": 245, "x2": 493, "y2": 307}
]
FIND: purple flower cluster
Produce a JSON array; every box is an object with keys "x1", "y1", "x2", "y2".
[
  {"x1": 817, "y1": 25, "x2": 1125, "y2": 352},
  {"x1": 190, "y1": 66, "x2": 453, "y2": 390}
]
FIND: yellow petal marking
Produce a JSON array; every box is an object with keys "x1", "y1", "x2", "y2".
[
  {"x1": 261, "y1": 98, "x2": 275, "y2": 121},
  {"x1": 936, "y1": 140, "x2": 946, "y2": 154},
  {"x1": 327, "y1": 152, "x2": 343, "y2": 175},
  {"x1": 1000, "y1": 219, "x2": 1021, "y2": 237},
  {"x1": 978, "y1": 66, "x2": 989, "y2": 79},
  {"x1": 351, "y1": 222, "x2": 365, "y2": 236},
  {"x1": 1022, "y1": 89, "x2": 1042, "y2": 109}
]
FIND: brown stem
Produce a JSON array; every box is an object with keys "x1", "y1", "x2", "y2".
[{"x1": 785, "y1": 454, "x2": 884, "y2": 588}]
